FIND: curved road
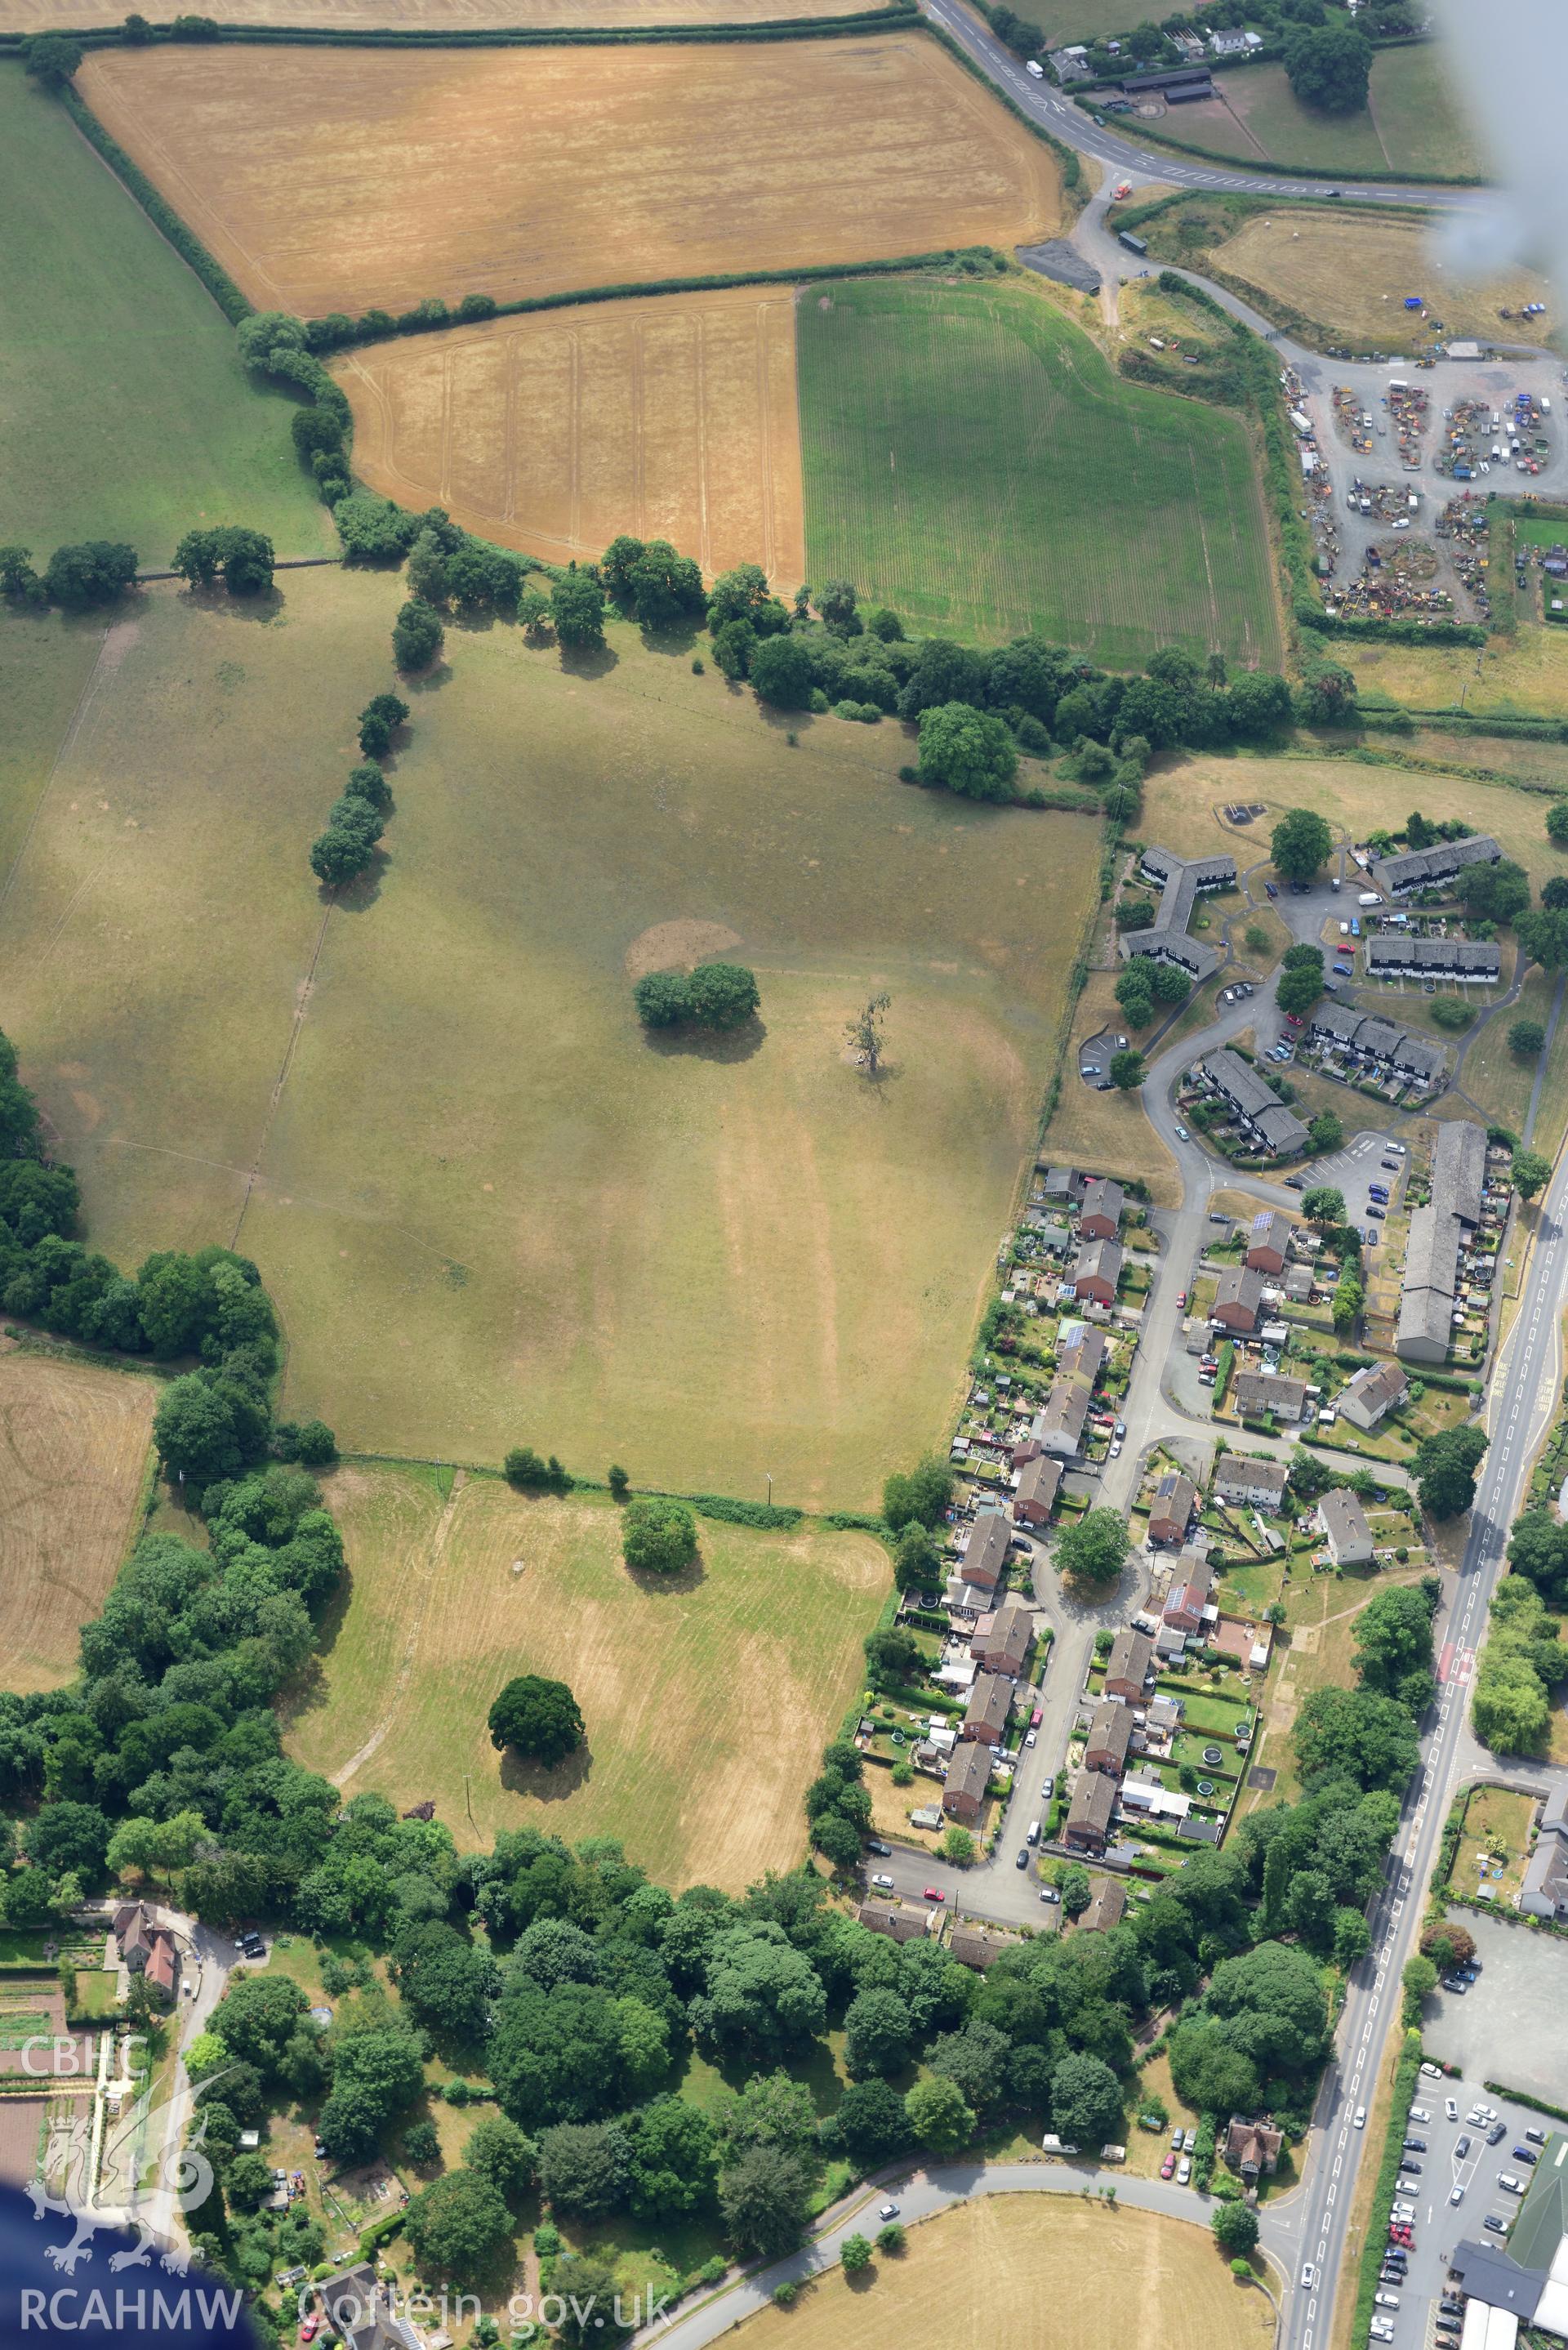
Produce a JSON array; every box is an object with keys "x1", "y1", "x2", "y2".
[{"x1": 923, "y1": 0, "x2": 1491, "y2": 212}]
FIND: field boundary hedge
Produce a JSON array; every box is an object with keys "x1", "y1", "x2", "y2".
[
  {"x1": 57, "y1": 82, "x2": 253, "y2": 322},
  {"x1": 1, "y1": 6, "x2": 916, "y2": 53}
]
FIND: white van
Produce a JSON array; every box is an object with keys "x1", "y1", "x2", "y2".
[
  {"x1": 1027, "y1": 56, "x2": 1045, "y2": 74},
  {"x1": 1358, "y1": 890, "x2": 1382, "y2": 907},
  {"x1": 1027, "y1": 1819, "x2": 1041, "y2": 1845}
]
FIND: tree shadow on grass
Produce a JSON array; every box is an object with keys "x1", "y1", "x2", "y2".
[
  {"x1": 499, "y1": 1741, "x2": 595, "y2": 1804},
  {"x1": 403, "y1": 657, "x2": 452, "y2": 698},
  {"x1": 319, "y1": 849, "x2": 387, "y2": 913},
  {"x1": 180, "y1": 581, "x2": 287, "y2": 627},
  {"x1": 275, "y1": 1562, "x2": 356, "y2": 1732},
  {"x1": 623, "y1": 1554, "x2": 706, "y2": 1599},
  {"x1": 638, "y1": 615, "x2": 702, "y2": 659},
  {"x1": 642, "y1": 1016, "x2": 767, "y2": 1065},
  {"x1": 559, "y1": 640, "x2": 619, "y2": 681}
]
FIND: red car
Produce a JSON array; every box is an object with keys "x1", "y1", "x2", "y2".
[
  {"x1": 1160, "y1": 2154, "x2": 1176, "y2": 2179},
  {"x1": 300, "y1": 2322, "x2": 321, "y2": 2346},
  {"x1": 1177, "y1": 1289, "x2": 1187, "y2": 1307},
  {"x1": 1030, "y1": 1708, "x2": 1043, "y2": 1728},
  {"x1": 924, "y1": 1888, "x2": 947, "y2": 1904},
  {"x1": 1285, "y1": 1013, "x2": 1304, "y2": 1027}
]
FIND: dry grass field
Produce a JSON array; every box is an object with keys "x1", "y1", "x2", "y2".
[
  {"x1": 1352, "y1": 629, "x2": 1568, "y2": 720},
  {"x1": 0, "y1": 611, "x2": 105, "y2": 893},
  {"x1": 1152, "y1": 46, "x2": 1482, "y2": 180},
  {"x1": 3, "y1": 0, "x2": 847, "y2": 20},
  {"x1": 336, "y1": 284, "x2": 804, "y2": 581},
  {"x1": 0, "y1": 572, "x2": 1099, "y2": 1507},
  {"x1": 283, "y1": 1465, "x2": 886, "y2": 1887},
  {"x1": 0, "y1": 1351, "x2": 154, "y2": 1692},
  {"x1": 1044, "y1": 970, "x2": 1181, "y2": 1206},
  {"x1": 78, "y1": 35, "x2": 1061, "y2": 319},
  {"x1": 1213, "y1": 212, "x2": 1553, "y2": 354},
  {"x1": 726, "y1": 2196, "x2": 1275, "y2": 2350}
]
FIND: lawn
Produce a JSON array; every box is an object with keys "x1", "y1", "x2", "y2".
[
  {"x1": 0, "y1": 65, "x2": 332, "y2": 564},
  {"x1": 0, "y1": 1351, "x2": 156, "y2": 1693},
  {"x1": 1041, "y1": 971, "x2": 1183, "y2": 1208},
  {"x1": 1451, "y1": 1784, "x2": 1536, "y2": 1906},
  {"x1": 726, "y1": 2194, "x2": 1276, "y2": 2350},
  {"x1": 0, "y1": 571, "x2": 1100, "y2": 1506},
  {"x1": 1138, "y1": 47, "x2": 1485, "y2": 180},
  {"x1": 796, "y1": 273, "x2": 1283, "y2": 669},
  {"x1": 336, "y1": 282, "x2": 806, "y2": 585},
  {"x1": 283, "y1": 1465, "x2": 888, "y2": 1889},
  {"x1": 78, "y1": 33, "x2": 1061, "y2": 320}
]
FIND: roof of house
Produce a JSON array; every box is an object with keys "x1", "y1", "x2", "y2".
[
  {"x1": 1282, "y1": 1264, "x2": 1314, "y2": 1300},
  {"x1": 1040, "y1": 1380, "x2": 1089, "y2": 1447},
  {"x1": 1371, "y1": 832, "x2": 1501, "y2": 894},
  {"x1": 1522, "y1": 1791, "x2": 1568, "y2": 1909},
  {"x1": 1398, "y1": 1120, "x2": 1488, "y2": 1354},
  {"x1": 1225, "y1": 2118, "x2": 1284, "y2": 2167},
  {"x1": 1215, "y1": 1452, "x2": 1290, "y2": 1498},
  {"x1": 1080, "y1": 1176, "x2": 1125, "y2": 1228},
  {"x1": 1214, "y1": 1266, "x2": 1266, "y2": 1318},
  {"x1": 1318, "y1": 1486, "x2": 1372, "y2": 1552},
  {"x1": 1232, "y1": 1368, "x2": 1307, "y2": 1420},
  {"x1": 973, "y1": 1599, "x2": 1034, "y2": 1672},
  {"x1": 1247, "y1": 1210, "x2": 1291, "y2": 1261},
  {"x1": 1311, "y1": 1000, "x2": 1365, "y2": 1047},
  {"x1": 1058, "y1": 1325, "x2": 1107, "y2": 1386},
  {"x1": 858, "y1": 1901, "x2": 929, "y2": 1942},
  {"x1": 1105, "y1": 1627, "x2": 1154, "y2": 1687},
  {"x1": 1365, "y1": 934, "x2": 1501, "y2": 978},
  {"x1": 1088, "y1": 1698, "x2": 1134, "y2": 1764},
  {"x1": 964, "y1": 1672, "x2": 1014, "y2": 1740},
  {"x1": 1165, "y1": 1559, "x2": 1214, "y2": 1621},
  {"x1": 1074, "y1": 1237, "x2": 1124, "y2": 1289},
  {"x1": 949, "y1": 1924, "x2": 1021, "y2": 1970},
  {"x1": 1151, "y1": 1469, "x2": 1196, "y2": 1529},
  {"x1": 1198, "y1": 1051, "x2": 1310, "y2": 1154},
  {"x1": 1067, "y1": 1772, "x2": 1117, "y2": 1835},
  {"x1": 943, "y1": 1740, "x2": 995, "y2": 1804},
  {"x1": 1120, "y1": 845, "x2": 1235, "y2": 985},
  {"x1": 1081, "y1": 1878, "x2": 1127, "y2": 1932},
  {"x1": 1446, "y1": 2243, "x2": 1544, "y2": 2320},
  {"x1": 1015, "y1": 1454, "x2": 1062, "y2": 1510},
  {"x1": 1342, "y1": 1359, "x2": 1409, "y2": 1420},
  {"x1": 145, "y1": 1936, "x2": 178, "y2": 1993},
  {"x1": 963, "y1": 1509, "x2": 1012, "y2": 1585}
]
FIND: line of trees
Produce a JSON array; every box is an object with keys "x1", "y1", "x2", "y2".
[
  {"x1": 172, "y1": 526, "x2": 275, "y2": 598},
  {"x1": 309, "y1": 694, "x2": 408, "y2": 890},
  {"x1": 634, "y1": 963, "x2": 761, "y2": 1032},
  {"x1": 0, "y1": 540, "x2": 138, "y2": 612}
]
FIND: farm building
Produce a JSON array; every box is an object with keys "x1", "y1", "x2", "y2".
[
  {"x1": 941, "y1": 1738, "x2": 994, "y2": 1825},
  {"x1": 1232, "y1": 1368, "x2": 1307, "y2": 1423},
  {"x1": 1397, "y1": 1117, "x2": 1489, "y2": 1362},
  {"x1": 1121, "y1": 65, "x2": 1216, "y2": 100},
  {"x1": 1196, "y1": 1050, "x2": 1310, "y2": 1157},
  {"x1": 1103, "y1": 1627, "x2": 1155, "y2": 1702},
  {"x1": 1370, "y1": 832, "x2": 1501, "y2": 898}
]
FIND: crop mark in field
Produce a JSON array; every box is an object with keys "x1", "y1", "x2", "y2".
[
  {"x1": 0, "y1": 621, "x2": 117, "y2": 916},
  {"x1": 1187, "y1": 443, "x2": 1223, "y2": 653},
  {"x1": 229, "y1": 900, "x2": 336, "y2": 1251},
  {"x1": 332, "y1": 1466, "x2": 467, "y2": 1789}
]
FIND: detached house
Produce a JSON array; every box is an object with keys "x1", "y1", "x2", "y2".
[
  {"x1": 1079, "y1": 1177, "x2": 1125, "y2": 1241},
  {"x1": 1224, "y1": 2119, "x2": 1283, "y2": 2181},
  {"x1": 1338, "y1": 1359, "x2": 1409, "y2": 1431},
  {"x1": 1211, "y1": 1267, "x2": 1266, "y2": 1333},
  {"x1": 1317, "y1": 1486, "x2": 1374, "y2": 1567},
  {"x1": 112, "y1": 1902, "x2": 180, "y2": 2008},
  {"x1": 1521, "y1": 1787, "x2": 1568, "y2": 1921},
  {"x1": 1147, "y1": 1469, "x2": 1196, "y2": 1547}
]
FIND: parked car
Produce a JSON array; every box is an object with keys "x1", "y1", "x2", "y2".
[
  {"x1": 1446, "y1": 2100, "x2": 1459, "y2": 2121},
  {"x1": 1266, "y1": 881, "x2": 1280, "y2": 898},
  {"x1": 1183, "y1": 2129, "x2": 1197, "y2": 2153},
  {"x1": 866, "y1": 1839, "x2": 891, "y2": 1857},
  {"x1": 1161, "y1": 2154, "x2": 1176, "y2": 2178},
  {"x1": 1526, "y1": 2129, "x2": 1547, "y2": 2147},
  {"x1": 1403, "y1": 2135, "x2": 1426, "y2": 2152},
  {"x1": 879, "y1": 2201, "x2": 900, "y2": 2220},
  {"x1": 923, "y1": 1887, "x2": 946, "y2": 1904},
  {"x1": 1485, "y1": 2215, "x2": 1511, "y2": 2236},
  {"x1": 1458, "y1": 2136, "x2": 1472, "y2": 2158},
  {"x1": 1383, "y1": 1159, "x2": 1401, "y2": 1173},
  {"x1": 1177, "y1": 2156, "x2": 1192, "y2": 2184},
  {"x1": 1015, "y1": 1848, "x2": 1029, "y2": 1870},
  {"x1": 1026, "y1": 1728, "x2": 1038, "y2": 1746},
  {"x1": 1450, "y1": 2186, "x2": 1465, "y2": 2205},
  {"x1": 1517, "y1": 2146, "x2": 1541, "y2": 2165},
  {"x1": 1368, "y1": 1205, "x2": 1385, "y2": 1220},
  {"x1": 1039, "y1": 1886, "x2": 1059, "y2": 1904},
  {"x1": 1174, "y1": 1124, "x2": 1189, "y2": 1142},
  {"x1": 1489, "y1": 2123, "x2": 1508, "y2": 2146},
  {"x1": 1499, "y1": 2174, "x2": 1526, "y2": 2195},
  {"x1": 871, "y1": 1872, "x2": 895, "y2": 1891},
  {"x1": 1285, "y1": 1174, "x2": 1307, "y2": 1189},
  {"x1": 1410, "y1": 2107, "x2": 1429, "y2": 2124}
]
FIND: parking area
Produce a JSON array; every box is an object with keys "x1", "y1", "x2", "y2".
[
  {"x1": 1374, "y1": 2070, "x2": 1555, "y2": 2348},
  {"x1": 1424, "y1": 1912, "x2": 1568, "y2": 2109}
]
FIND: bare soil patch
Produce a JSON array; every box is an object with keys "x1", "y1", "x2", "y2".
[
  {"x1": 624, "y1": 918, "x2": 744, "y2": 980},
  {"x1": 0, "y1": 2098, "x2": 47, "y2": 2187},
  {"x1": 0, "y1": 1353, "x2": 155, "y2": 1693},
  {"x1": 337, "y1": 286, "x2": 804, "y2": 582},
  {"x1": 79, "y1": 35, "x2": 1061, "y2": 319}
]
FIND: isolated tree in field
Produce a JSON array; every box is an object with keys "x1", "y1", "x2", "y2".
[
  {"x1": 1114, "y1": 969, "x2": 1154, "y2": 1028},
  {"x1": 310, "y1": 824, "x2": 374, "y2": 890},
  {"x1": 1283, "y1": 18, "x2": 1373, "y2": 110},
  {"x1": 550, "y1": 569, "x2": 606, "y2": 650},
  {"x1": 916, "y1": 701, "x2": 1018, "y2": 802},
  {"x1": 840, "y1": 2232, "x2": 873, "y2": 2276},
  {"x1": 1509, "y1": 1019, "x2": 1546, "y2": 1059},
  {"x1": 687, "y1": 962, "x2": 760, "y2": 1028},
  {"x1": 488, "y1": 1675, "x2": 585, "y2": 1768},
  {"x1": 357, "y1": 692, "x2": 408, "y2": 759},
  {"x1": 23, "y1": 31, "x2": 82, "y2": 82},
  {"x1": 622, "y1": 1496, "x2": 698, "y2": 1576},
  {"x1": 393, "y1": 597, "x2": 443, "y2": 672},
  {"x1": 1302, "y1": 1185, "x2": 1345, "y2": 1230},
  {"x1": 0, "y1": 547, "x2": 44, "y2": 607},
  {"x1": 1109, "y1": 1049, "x2": 1145, "y2": 1091},
  {"x1": 846, "y1": 993, "x2": 892, "y2": 1078},
  {"x1": 1270, "y1": 805, "x2": 1333, "y2": 885},
  {"x1": 881, "y1": 1453, "x2": 951, "y2": 1530},
  {"x1": 44, "y1": 542, "x2": 137, "y2": 610},
  {"x1": 1512, "y1": 1147, "x2": 1551, "y2": 1201},
  {"x1": 634, "y1": 972, "x2": 693, "y2": 1028},
  {"x1": 607, "y1": 1464, "x2": 630, "y2": 1503},
  {"x1": 1056, "y1": 1506, "x2": 1129, "y2": 1593}
]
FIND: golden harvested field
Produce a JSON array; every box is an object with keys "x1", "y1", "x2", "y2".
[
  {"x1": 284, "y1": 1465, "x2": 886, "y2": 1888},
  {"x1": 1214, "y1": 211, "x2": 1554, "y2": 353},
  {"x1": 3, "y1": 0, "x2": 847, "y2": 20},
  {"x1": 337, "y1": 285, "x2": 804, "y2": 581},
  {"x1": 79, "y1": 35, "x2": 1061, "y2": 319},
  {"x1": 728, "y1": 2196, "x2": 1275, "y2": 2350},
  {"x1": 0, "y1": 1351, "x2": 154, "y2": 1692}
]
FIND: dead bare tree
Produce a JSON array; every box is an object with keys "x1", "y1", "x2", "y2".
[{"x1": 845, "y1": 993, "x2": 892, "y2": 1077}]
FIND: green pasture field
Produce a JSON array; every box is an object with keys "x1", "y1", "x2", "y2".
[
  {"x1": 795, "y1": 274, "x2": 1282, "y2": 671},
  {"x1": 283, "y1": 1466, "x2": 887, "y2": 1889},
  {"x1": 0, "y1": 65, "x2": 332, "y2": 561},
  {"x1": 1140, "y1": 47, "x2": 1484, "y2": 179},
  {"x1": 0, "y1": 613, "x2": 105, "y2": 889},
  {"x1": 0, "y1": 568, "x2": 1101, "y2": 1508}
]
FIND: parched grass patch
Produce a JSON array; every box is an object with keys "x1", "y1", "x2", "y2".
[
  {"x1": 0, "y1": 611, "x2": 105, "y2": 890},
  {"x1": 1147, "y1": 47, "x2": 1482, "y2": 179},
  {"x1": 78, "y1": 33, "x2": 1061, "y2": 321},
  {"x1": 724, "y1": 2194, "x2": 1275, "y2": 2350},
  {"x1": 796, "y1": 274, "x2": 1282, "y2": 669},
  {"x1": 1210, "y1": 208, "x2": 1552, "y2": 355},
  {"x1": 283, "y1": 1467, "x2": 888, "y2": 1889},
  {"x1": 1042, "y1": 969, "x2": 1182, "y2": 1207},
  {"x1": 1352, "y1": 628, "x2": 1568, "y2": 720},
  {"x1": 0, "y1": 1352, "x2": 156, "y2": 1694},
  {"x1": 0, "y1": 571, "x2": 1100, "y2": 1509},
  {"x1": 336, "y1": 283, "x2": 805, "y2": 584},
  {"x1": 0, "y1": 64, "x2": 332, "y2": 562},
  {"x1": 1451, "y1": 1784, "x2": 1537, "y2": 1905}
]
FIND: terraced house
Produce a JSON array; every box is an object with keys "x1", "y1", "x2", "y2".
[
  {"x1": 1369, "y1": 832, "x2": 1502, "y2": 898},
  {"x1": 1396, "y1": 1117, "x2": 1489, "y2": 1362},
  {"x1": 1120, "y1": 845, "x2": 1237, "y2": 984},
  {"x1": 1196, "y1": 1049, "x2": 1310, "y2": 1157}
]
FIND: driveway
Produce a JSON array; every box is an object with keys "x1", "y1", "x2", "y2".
[{"x1": 1423, "y1": 1913, "x2": 1568, "y2": 2108}]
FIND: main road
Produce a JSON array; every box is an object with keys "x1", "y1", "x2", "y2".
[{"x1": 920, "y1": 0, "x2": 1490, "y2": 213}]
